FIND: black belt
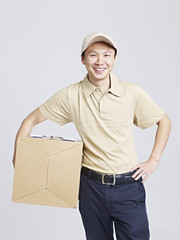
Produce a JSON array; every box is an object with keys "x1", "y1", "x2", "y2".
[{"x1": 81, "y1": 166, "x2": 137, "y2": 185}]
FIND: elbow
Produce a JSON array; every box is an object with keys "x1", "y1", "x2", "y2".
[
  {"x1": 20, "y1": 117, "x2": 35, "y2": 129},
  {"x1": 21, "y1": 108, "x2": 46, "y2": 127}
]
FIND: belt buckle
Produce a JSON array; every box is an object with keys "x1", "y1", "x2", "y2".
[{"x1": 102, "y1": 174, "x2": 116, "y2": 185}]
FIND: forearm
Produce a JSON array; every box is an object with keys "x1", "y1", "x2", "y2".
[
  {"x1": 12, "y1": 118, "x2": 36, "y2": 167},
  {"x1": 149, "y1": 113, "x2": 172, "y2": 162},
  {"x1": 12, "y1": 108, "x2": 47, "y2": 167},
  {"x1": 131, "y1": 113, "x2": 172, "y2": 182}
]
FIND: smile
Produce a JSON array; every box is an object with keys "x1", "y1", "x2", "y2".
[{"x1": 94, "y1": 68, "x2": 106, "y2": 73}]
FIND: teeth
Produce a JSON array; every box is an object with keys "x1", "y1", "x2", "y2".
[{"x1": 95, "y1": 68, "x2": 105, "y2": 70}]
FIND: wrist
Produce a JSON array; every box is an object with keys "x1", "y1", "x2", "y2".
[{"x1": 148, "y1": 155, "x2": 160, "y2": 163}]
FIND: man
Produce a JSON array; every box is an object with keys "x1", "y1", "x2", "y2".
[{"x1": 13, "y1": 32, "x2": 171, "y2": 240}]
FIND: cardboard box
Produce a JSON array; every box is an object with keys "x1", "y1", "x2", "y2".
[{"x1": 12, "y1": 136, "x2": 83, "y2": 208}]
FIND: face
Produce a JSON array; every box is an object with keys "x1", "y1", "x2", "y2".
[{"x1": 81, "y1": 42, "x2": 117, "y2": 83}]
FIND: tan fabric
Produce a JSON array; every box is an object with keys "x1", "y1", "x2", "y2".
[
  {"x1": 39, "y1": 73, "x2": 165, "y2": 174},
  {"x1": 81, "y1": 32, "x2": 117, "y2": 55}
]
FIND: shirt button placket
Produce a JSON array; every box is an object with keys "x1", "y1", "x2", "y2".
[{"x1": 99, "y1": 99, "x2": 104, "y2": 113}]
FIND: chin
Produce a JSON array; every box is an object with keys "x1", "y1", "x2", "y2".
[
  {"x1": 91, "y1": 71, "x2": 110, "y2": 79},
  {"x1": 96, "y1": 73, "x2": 109, "y2": 79}
]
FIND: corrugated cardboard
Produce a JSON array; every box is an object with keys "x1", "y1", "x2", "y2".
[{"x1": 12, "y1": 136, "x2": 83, "y2": 208}]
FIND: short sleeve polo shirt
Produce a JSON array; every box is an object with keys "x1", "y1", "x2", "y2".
[{"x1": 39, "y1": 73, "x2": 165, "y2": 174}]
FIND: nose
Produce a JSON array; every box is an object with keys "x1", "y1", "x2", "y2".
[{"x1": 96, "y1": 56, "x2": 103, "y2": 65}]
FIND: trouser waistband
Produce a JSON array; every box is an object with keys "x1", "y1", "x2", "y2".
[{"x1": 81, "y1": 166, "x2": 137, "y2": 185}]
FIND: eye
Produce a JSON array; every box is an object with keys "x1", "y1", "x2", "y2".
[
  {"x1": 90, "y1": 54, "x2": 96, "y2": 57},
  {"x1": 104, "y1": 54, "x2": 111, "y2": 57}
]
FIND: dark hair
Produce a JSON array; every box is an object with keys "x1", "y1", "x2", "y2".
[{"x1": 81, "y1": 42, "x2": 117, "y2": 59}]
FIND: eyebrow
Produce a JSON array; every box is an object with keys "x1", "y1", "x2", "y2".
[{"x1": 88, "y1": 50, "x2": 112, "y2": 54}]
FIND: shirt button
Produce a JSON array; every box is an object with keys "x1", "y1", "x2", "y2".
[{"x1": 96, "y1": 88, "x2": 99, "y2": 91}]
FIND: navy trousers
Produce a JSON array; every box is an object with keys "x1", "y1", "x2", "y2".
[{"x1": 78, "y1": 169, "x2": 150, "y2": 240}]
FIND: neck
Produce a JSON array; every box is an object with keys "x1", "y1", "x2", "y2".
[{"x1": 87, "y1": 74, "x2": 111, "y2": 94}]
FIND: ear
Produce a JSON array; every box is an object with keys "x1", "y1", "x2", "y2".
[
  {"x1": 114, "y1": 54, "x2": 118, "y2": 62},
  {"x1": 81, "y1": 56, "x2": 85, "y2": 65}
]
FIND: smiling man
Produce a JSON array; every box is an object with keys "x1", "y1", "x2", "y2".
[
  {"x1": 81, "y1": 41, "x2": 117, "y2": 94},
  {"x1": 13, "y1": 32, "x2": 171, "y2": 240}
]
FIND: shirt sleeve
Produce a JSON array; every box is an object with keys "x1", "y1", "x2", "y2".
[
  {"x1": 133, "y1": 85, "x2": 165, "y2": 129},
  {"x1": 39, "y1": 87, "x2": 72, "y2": 126}
]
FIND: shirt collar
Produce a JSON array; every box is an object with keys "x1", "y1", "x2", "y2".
[{"x1": 82, "y1": 72, "x2": 123, "y2": 99}]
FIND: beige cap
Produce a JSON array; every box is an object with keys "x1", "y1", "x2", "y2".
[{"x1": 81, "y1": 32, "x2": 117, "y2": 55}]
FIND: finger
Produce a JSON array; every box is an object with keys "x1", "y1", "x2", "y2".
[
  {"x1": 132, "y1": 168, "x2": 143, "y2": 179},
  {"x1": 130, "y1": 167, "x2": 137, "y2": 172},
  {"x1": 141, "y1": 174, "x2": 149, "y2": 183},
  {"x1": 130, "y1": 165, "x2": 142, "y2": 172},
  {"x1": 133, "y1": 169, "x2": 146, "y2": 180},
  {"x1": 134, "y1": 171, "x2": 145, "y2": 181}
]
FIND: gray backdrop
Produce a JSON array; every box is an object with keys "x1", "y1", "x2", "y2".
[{"x1": 0, "y1": 0, "x2": 179, "y2": 239}]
